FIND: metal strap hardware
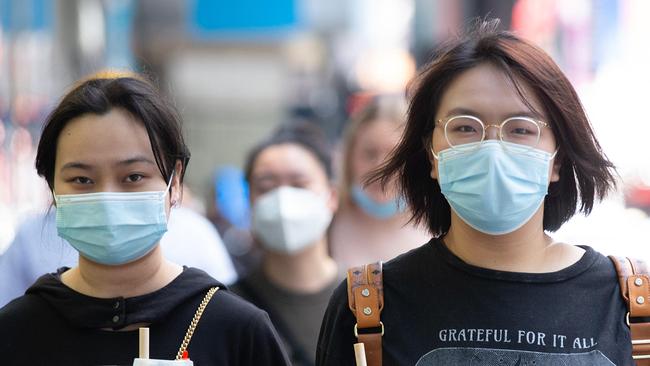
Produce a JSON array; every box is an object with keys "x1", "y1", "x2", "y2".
[
  {"x1": 348, "y1": 262, "x2": 384, "y2": 366},
  {"x1": 175, "y1": 286, "x2": 219, "y2": 360},
  {"x1": 354, "y1": 322, "x2": 385, "y2": 338}
]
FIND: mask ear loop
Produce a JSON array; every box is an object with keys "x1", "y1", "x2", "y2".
[
  {"x1": 431, "y1": 146, "x2": 440, "y2": 160},
  {"x1": 166, "y1": 170, "x2": 177, "y2": 207}
]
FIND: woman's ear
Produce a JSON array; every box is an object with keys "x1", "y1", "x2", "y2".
[
  {"x1": 327, "y1": 185, "x2": 339, "y2": 213},
  {"x1": 170, "y1": 160, "x2": 183, "y2": 207},
  {"x1": 550, "y1": 158, "x2": 561, "y2": 182},
  {"x1": 424, "y1": 135, "x2": 438, "y2": 181},
  {"x1": 430, "y1": 158, "x2": 438, "y2": 181},
  {"x1": 427, "y1": 147, "x2": 438, "y2": 181}
]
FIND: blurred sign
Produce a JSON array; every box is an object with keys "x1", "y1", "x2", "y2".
[
  {"x1": 0, "y1": 0, "x2": 52, "y2": 31},
  {"x1": 190, "y1": 0, "x2": 297, "y2": 37}
]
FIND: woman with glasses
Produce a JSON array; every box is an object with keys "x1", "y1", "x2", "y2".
[
  {"x1": 317, "y1": 19, "x2": 631, "y2": 365},
  {"x1": 0, "y1": 72, "x2": 290, "y2": 365}
]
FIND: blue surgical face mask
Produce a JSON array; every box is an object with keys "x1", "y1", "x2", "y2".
[
  {"x1": 351, "y1": 184, "x2": 404, "y2": 220},
  {"x1": 54, "y1": 178, "x2": 172, "y2": 265},
  {"x1": 436, "y1": 140, "x2": 554, "y2": 235}
]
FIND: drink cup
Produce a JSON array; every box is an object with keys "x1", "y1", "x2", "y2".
[{"x1": 133, "y1": 358, "x2": 193, "y2": 366}]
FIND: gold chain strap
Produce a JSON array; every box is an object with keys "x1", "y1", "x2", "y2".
[{"x1": 175, "y1": 286, "x2": 219, "y2": 360}]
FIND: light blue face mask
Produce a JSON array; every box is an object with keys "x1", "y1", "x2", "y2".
[
  {"x1": 436, "y1": 140, "x2": 554, "y2": 235},
  {"x1": 351, "y1": 184, "x2": 404, "y2": 220},
  {"x1": 54, "y1": 178, "x2": 172, "y2": 265}
]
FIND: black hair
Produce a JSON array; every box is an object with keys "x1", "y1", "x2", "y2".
[
  {"x1": 35, "y1": 74, "x2": 190, "y2": 195},
  {"x1": 244, "y1": 121, "x2": 333, "y2": 182},
  {"x1": 371, "y1": 18, "x2": 616, "y2": 236}
]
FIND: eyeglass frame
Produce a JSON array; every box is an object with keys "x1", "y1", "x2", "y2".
[{"x1": 431, "y1": 114, "x2": 554, "y2": 158}]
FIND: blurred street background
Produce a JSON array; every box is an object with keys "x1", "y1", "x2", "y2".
[{"x1": 1, "y1": 0, "x2": 650, "y2": 259}]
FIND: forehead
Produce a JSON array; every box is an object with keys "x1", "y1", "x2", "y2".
[
  {"x1": 356, "y1": 119, "x2": 403, "y2": 145},
  {"x1": 55, "y1": 108, "x2": 155, "y2": 167},
  {"x1": 251, "y1": 143, "x2": 326, "y2": 179},
  {"x1": 436, "y1": 63, "x2": 545, "y2": 120}
]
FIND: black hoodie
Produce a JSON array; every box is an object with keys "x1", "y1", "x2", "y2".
[{"x1": 0, "y1": 267, "x2": 290, "y2": 366}]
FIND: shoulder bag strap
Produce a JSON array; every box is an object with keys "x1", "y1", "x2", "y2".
[
  {"x1": 347, "y1": 261, "x2": 384, "y2": 366},
  {"x1": 609, "y1": 256, "x2": 650, "y2": 364}
]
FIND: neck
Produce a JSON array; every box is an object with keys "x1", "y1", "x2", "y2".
[
  {"x1": 443, "y1": 209, "x2": 555, "y2": 272},
  {"x1": 61, "y1": 245, "x2": 182, "y2": 298},
  {"x1": 263, "y1": 238, "x2": 338, "y2": 294}
]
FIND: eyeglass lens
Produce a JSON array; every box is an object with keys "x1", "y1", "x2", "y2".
[{"x1": 445, "y1": 117, "x2": 540, "y2": 148}]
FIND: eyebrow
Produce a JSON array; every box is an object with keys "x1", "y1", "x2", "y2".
[
  {"x1": 444, "y1": 107, "x2": 544, "y2": 120},
  {"x1": 60, "y1": 162, "x2": 93, "y2": 171},
  {"x1": 116, "y1": 156, "x2": 157, "y2": 167},
  {"x1": 59, "y1": 156, "x2": 156, "y2": 172},
  {"x1": 252, "y1": 172, "x2": 308, "y2": 183}
]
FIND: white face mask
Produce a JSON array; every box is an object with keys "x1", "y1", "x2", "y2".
[{"x1": 251, "y1": 186, "x2": 333, "y2": 254}]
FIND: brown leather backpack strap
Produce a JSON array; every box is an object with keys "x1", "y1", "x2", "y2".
[
  {"x1": 610, "y1": 256, "x2": 650, "y2": 364},
  {"x1": 611, "y1": 256, "x2": 633, "y2": 302},
  {"x1": 347, "y1": 262, "x2": 384, "y2": 366}
]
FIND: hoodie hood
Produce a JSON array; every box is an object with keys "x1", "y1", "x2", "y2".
[{"x1": 26, "y1": 267, "x2": 222, "y2": 330}]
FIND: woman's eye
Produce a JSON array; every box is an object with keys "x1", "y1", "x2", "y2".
[
  {"x1": 457, "y1": 125, "x2": 478, "y2": 133},
  {"x1": 255, "y1": 184, "x2": 275, "y2": 195},
  {"x1": 126, "y1": 174, "x2": 144, "y2": 183},
  {"x1": 72, "y1": 177, "x2": 93, "y2": 185},
  {"x1": 510, "y1": 127, "x2": 534, "y2": 135}
]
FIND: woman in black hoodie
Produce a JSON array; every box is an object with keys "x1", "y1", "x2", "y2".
[{"x1": 0, "y1": 71, "x2": 290, "y2": 366}]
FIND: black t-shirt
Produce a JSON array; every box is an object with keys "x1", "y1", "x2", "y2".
[
  {"x1": 0, "y1": 267, "x2": 290, "y2": 366},
  {"x1": 316, "y1": 238, "x2": 633, "y2": 366}
]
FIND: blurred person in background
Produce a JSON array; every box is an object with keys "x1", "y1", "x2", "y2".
[
  {"x1": 329, "y1": 94, "x2": 429, "y2": 269},
  {"x1": 232, "y1": 121, "x2": 340, "y2": 366},
  {"x1": 205, "y1": 166, "x2": 259, "y2": 277},
  {"x1": 0, "y1": 72, "x2": 289, "y2": 365},
  {"x1": 317, "y1": 20, "x2": 631, "y2": 365}
]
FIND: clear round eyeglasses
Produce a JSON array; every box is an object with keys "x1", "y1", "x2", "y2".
[{"x1": 434, "y1": 114, "x2": 552, "y2": 153}]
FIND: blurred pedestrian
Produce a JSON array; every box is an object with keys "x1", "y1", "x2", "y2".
[
  {"x1": 329, "y1": 94, "x2": 428, "y2": 269},
  {"x1": 232, "y1": 121, "x2": 340, "y2": 366},
  {"x1": 205, "y1": 166, "x2": 259, "y2": 277}
]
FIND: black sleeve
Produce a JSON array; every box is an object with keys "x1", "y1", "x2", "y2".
[
  {"x1": 316, "y1": 280, "x2": 358, "y2": 366},
  {"x1": 242, "y1": 310, "x2": 292, "y2": 366}
]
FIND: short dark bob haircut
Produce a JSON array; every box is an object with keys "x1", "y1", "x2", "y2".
[
  {"x1": 373, "y1": 19, "x2": 616, "y2": 236},
  {"x1": 35, "y1": 71, "x2": 190, "y2": 195},
  {"x1": 244, "y1": 121, "x2": 333, "y2": 184}
]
